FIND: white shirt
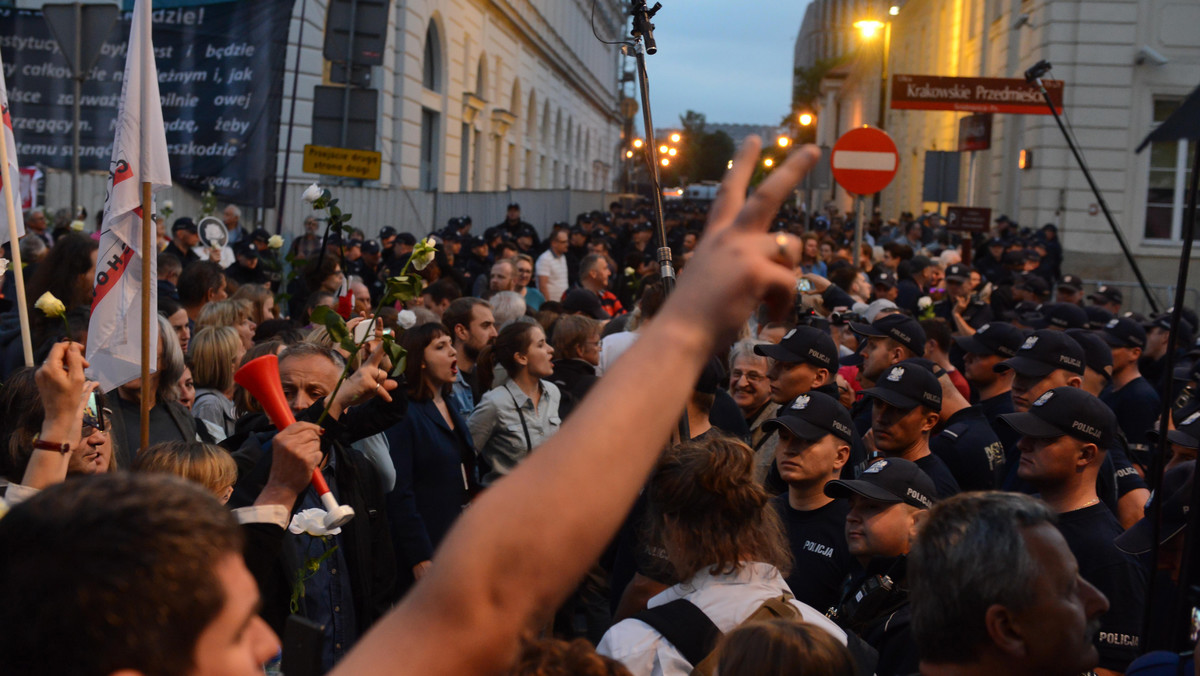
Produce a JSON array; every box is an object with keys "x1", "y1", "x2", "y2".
[
  {"x1": 597, "y1": 562, "x2": 849, "y2": 676},
  {"x1": 535, "y1": 249, "x2": 569, "y2": 303},
  {"x1": 598, "y1": 330, "x2": 639, "y2": 376}
]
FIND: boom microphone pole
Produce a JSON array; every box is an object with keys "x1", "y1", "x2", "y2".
[
  {"x1": 623, "y1": 0, "x2": 688, "y2": 440},
  {"x1": 1024, "y1": 60, "x2": 1161, "y2": 314}
]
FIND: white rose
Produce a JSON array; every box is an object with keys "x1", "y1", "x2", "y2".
[
  {"x1": 162, "y1": 200, "x2": 174, "y2": 211},
  {"x1": 287, "y1": 508, "x2": 343, "y2": 536},
  {"x1": 411, "y1": 238, "x2": 437, "y2": 271},
  {"x1": 397, "y1": 309, "x2": 417, "y2": 329},
  {"x1": 268, "y1": 235, "x2": 284, "y2": 249},
  {"x1": 918, "y1": 296, "x2": 933, "y2": 310},
  {"x1": 69, "y1": 220, "x2": 86, "y2": 231},
  {"x1": 301, "y1": 183, "x2": 323, "y2": 204}
]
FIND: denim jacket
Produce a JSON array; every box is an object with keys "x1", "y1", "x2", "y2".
[{"x1": 467, "y1": 379, "x2": 561, "y2": 485}]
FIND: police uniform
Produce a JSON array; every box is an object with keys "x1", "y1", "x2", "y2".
[{"x1": 929, "y1": 406, "x2": 1005, "y2": 491}]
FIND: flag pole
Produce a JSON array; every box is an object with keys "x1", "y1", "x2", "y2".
[
  {"x1": 140, "y1": 181, "x2": 151, "y2": 450},
  {"x1": 0, "y1": 127, "x2": 32, "y2": 367}
]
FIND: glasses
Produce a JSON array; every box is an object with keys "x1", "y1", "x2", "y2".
[
  {"x1": 82, "y1": 407, "x2": 112, "y2": 439},
  {"x1": 730, "y1": 370, "x2": 767, "y2": 384}
]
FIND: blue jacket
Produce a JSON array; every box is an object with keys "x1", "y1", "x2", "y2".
[{"x1": 385, "y1": 397, "x2": 477, "y2": 574}]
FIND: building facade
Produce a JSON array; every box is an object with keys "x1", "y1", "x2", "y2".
[{"x1": 811, "y1": 0, "x2": 1200, "y2": 286}]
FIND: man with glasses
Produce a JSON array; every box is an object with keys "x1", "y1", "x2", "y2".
[{"x1": 728, "y1": 339, "x2": 780, "y2": 482}]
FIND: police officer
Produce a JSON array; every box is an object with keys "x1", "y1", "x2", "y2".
[
  {"x1": 1100, "y1": 317, "x2": 1160, "y2": 463},
  {"x1": 999, "y1": 387, "x2": 1146, "y2": 674},
  {"x1": 764, "y1": 392, "x2": 856, "y2": 612},
  {"x1": 847, "y1": 314, "x2": 927, "y2": 435},
  {"x1": 953, "y1": 321, "x2": 1023, "y2": 448},
  {"x1": 914, "y1": 357, "x2": 1005, "y2": 491},
  {"x1": 859, "y1": 360, "x2": 960, "y2": 498},
  {"x1": 936, "y1": 263, "x2": 992, "y2": 331},
  {"x1": 755, "y1": 326, "x2": 839, "y2": 406},
  {"x1": 486, "y1": 202, "x2": 539, "y2": 248},
  {"x1": 826, "y1": 458, "x2": 935, "y2": 676}
]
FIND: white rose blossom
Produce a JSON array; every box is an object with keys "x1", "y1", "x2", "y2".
[
  {"x1": 288, "y1": 508, "x2": 343, "y2": 536},
  {"x1": 301, "y1": 183, "x2": 323, "y2": 204},
  {"x1": 162, "y1": 200, "x2": 174, "y2": 211},
  {"x1": 411, "y1": 237, "x2": 437, "y2": 271},
  {"x1": 397, "y1": 309, "x2": 417, "y2": 329},
  {"x1": 917, "y1": 296, "x2": 933, "y2": 310},
  {"x1": 268, "y1": 235, "x2": 284, "y2": 249}
]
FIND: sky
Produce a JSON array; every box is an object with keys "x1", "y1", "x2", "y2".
[{"x1": 630, "y1": 0, "x2": 812, "y2": 130}]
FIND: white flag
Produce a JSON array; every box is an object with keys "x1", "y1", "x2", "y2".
[
  {"x1": 86, "y1": 0, "x2": 172, "y2": 392},
  {"x1": 0, "y1": 50, "x2": 24, "y2": 247}
]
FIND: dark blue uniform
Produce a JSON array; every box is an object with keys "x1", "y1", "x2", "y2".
[
  {"x1": 930, "y1": 406, "x2": 1005, "y2": 491},
  {"x1": 1101, "y1": 376, "x2": 1161, "y2": 465}
]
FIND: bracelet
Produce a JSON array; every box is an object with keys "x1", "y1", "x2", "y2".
[{"x1": 32, "y1": 439, "x2": 71, "y2": 454}]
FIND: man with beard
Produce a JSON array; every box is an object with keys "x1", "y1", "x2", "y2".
[
  {"x1": 444, "y1": 298, "x2": 498, "y2": 418},
  {"x1": 999, "y1": 387, "x2": 1146, "y2": 675}
]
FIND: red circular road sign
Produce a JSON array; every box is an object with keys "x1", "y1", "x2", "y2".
[{"x1": 830, "y1": 126, "x2": 899, "y2": 196}]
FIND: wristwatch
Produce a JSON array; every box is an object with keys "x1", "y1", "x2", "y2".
[{"x1": 32, "y1": 439, "x2": 71, "y2": 454}]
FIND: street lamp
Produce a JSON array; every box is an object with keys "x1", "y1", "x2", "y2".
[
  {"x1": 763, "y1": 158, "x2": 774, "y2": 168},
  {"x1": 855, "y1": 10, "x2": 894, "y2": 213},
  {"x1": 854, "y1": 19, "x2": 884, "y2": 39},
  {"x1": 667, "y1": 147, "x2": 677, "y2": 156},
  {"x1": 669, "y1": 132, "x2": 681, "y2": 143},
  {"x1": 661, "y1": 158, "x2": 670, "y2": 167},
  {"x1": 798, "y1": 112, "x2": 814, "y2": 127},
  {"x1": 777, "y1": 136, "x2": 791, "y2": 148},
  {"x1": 632, "y1": 139, "x2": 644, "y2": 149},
  {"x1": 625, "y1": 150, "x2": 634, "y2": 158},
  {"x1": 658, "y1": 144, "x2": 669, "y2": 154}
]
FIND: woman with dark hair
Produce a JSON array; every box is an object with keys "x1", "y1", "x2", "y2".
[
  {"x1": 715, "y1": 619, "x2": 857, "y2": 676},
  {"x1": 385, "y1": 322, "x2": 478, "y2": 591},
  {"x1": 468, "y1": 321, "x2": 560, "y2": 485},
  {"x1": 597, "y1": 436, "x2": 857, "y2": 675}
]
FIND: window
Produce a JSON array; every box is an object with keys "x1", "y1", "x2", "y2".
[
  {"x1": 459, "y1": 122, "x2": 471, "y2": 191},
  {"x1": 420, "y1": 109, "x2": 439, "y2": 190},
  {"x1": 423, "y1": 23, "x2": 440, "y2": 91},
  {"x1": 1144, "y1": 98, "x2": 1195, "y2": 242}
]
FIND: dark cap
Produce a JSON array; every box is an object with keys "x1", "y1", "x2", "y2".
[
  {"x1": 1043, "y1": 302, "x2": 1088, "y2": 330},
  {"x1": 507, "y1": 202, "x2": 520, "y2": 210},
  {"x1": 1015, "y1": 273, "x2": 1049, "y2": 297},
  {"x1": 998, "y1": 386, "x2": 1115, "y2": 448},
  {"x1": 944, "y1": 264, "x2": 972, "y2": 282},
  {"x1": 468, "y1": 235, "x2": 487, "y2": 249},
  {"x1": 754, "y1": 325, "x2": 838, "y2": 369},
  {"x1": 1003, "y1": 250, "x2": 1027, "y2": 267},
  {"x1": 362, "y1": 239, "x2": 382, "y2": 255},
  {"x1": 995, "y1": 329, "x2": 1086, "y2": 377},
  {"x1": 1084, "y1": 306, "x2": 1116, "y2": 330},
  {"x1": 395, "y1": 232, "x2": 417, "y2": 246},
  {"x1": 987, "y1": 237, "x2": 1004, "y2": 247},
  {"x1": 1101, "y1": 317, "x2": 1147, "y2": 349},
  {"x1": 860, "y1": 359, "x2": 943, "y2": 412},
  {"x1": 874, "y1": 270, "x2": 898, "y2": 289},
  {"x1": 953, "y1": 321, "x2": 1024, "y2": 358},
  {"x1": 1116, "y1": 461, "x2": 1195, "y2": 555},
  {"x1": 251, "y1": 228, "x2": 271, "y2": 243},
  {"x1": 1088, "y1": 285, "x2": 1123, "y2": 305},
  {"x1": 850, "y1": 314, "x2": 927, "y2": 357},
  {"x1": 764, "y1": 391, "x2": 854, "y2": 443},
  {"x1": 1163, "y1": 410, "x2": 1200, "y2": 450},
  {"x1": 1065, "y1": 329, "x2": 1113, "y2": 381},
  {"x1": 379, "y1": 226, "x2": 398, "y2": 239},
  {"x1": 562, "y1": 288, "x2": 610, "y2": 320},
  {"x1": 825, "y1": 457, "x2": 936, "y2": 509},
  {"x1": 235, "y1": 241, "x2": 259, "y2": 259},
  {"x1": 909, "y1": 255, "x2": 933, "y2": 273},
  {"x1": 172, "y1": 217, "x2": 197, "y2": 233},
  {"x1": 995, "y1": 214, "x2": 1012, "y2": 223},
  {"x1": 346, "y1": 238, "x2": 363, "y2": 249},
  {"x1": 1058, "y1": 274, "x2": 1084, "y2": 291}
]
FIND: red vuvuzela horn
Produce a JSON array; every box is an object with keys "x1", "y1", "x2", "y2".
[{"x1": 235, "y1": 354, "x2": 355, "y2": 528}]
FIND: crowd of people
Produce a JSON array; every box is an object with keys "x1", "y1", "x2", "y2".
[{"x1": 1, "y1": 139, "x2": 1199, "y2": 676}]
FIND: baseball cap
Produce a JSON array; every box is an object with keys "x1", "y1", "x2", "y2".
[
  {"x1": 379, "y1": 226, "x2": 398, "y2": 239},
  {"x1": 235, "y1": 241, "x2": 259, "y2": 259},
  {"x1": 860, "y1": 359, "x2": 943, "y2": 412},
  {"x1": 874, "y1": 270, "x2": 898, "y2": 289},
  {"x1": 824, "y1": 457, "x2": 936, "y2": 509},
  {"x1": 998, "y1": 386, "x2": 1116, "y2": 448},
  {"x1": 953, "y1": 322, "x2": 1024, "y2": 358},
  {"x1": 1101, "y1": 317, "x2": 1147, "y2": 349},
  {"x1": 395, "y1": 232, "x2": 417, "y2": 246},
  {"x1": 562, "y1": 288, "x2": 610, "y2": 320},
  {"x1": 172, "y1": 217, "x2": 197, "y2": 233},
  {"x1": 994, "y1": 329, "x2": 1086, "y2": 377},
  {"x1": 1083, "y1": 305, "x2": 1115, "y2": 330},
  {"x1": 1058, "y1": 274, "x2": 1084, "y2": 291},
  {"x1": 1155, "y1": 409, "x2": 1200, "y2": 450},
  {"x1": 1015, "y1": 273, "x2": 1049, "y2": 297},
  {"x1": 362, "y1": 239, "x2": 382, "y2": 255},
  {"x1": 1088, "y1": 285, "x2": 1123, "y2": 305},
  {"x1": 763, "y1": 391, "x2": 854, "y2": 443},
  {"x1": 1123, "y1": 650, "x2": 1194, "y2": 676},
  {"x1": 507, "y1": 202, "x2": 520, "y2": 210},
  {"x1": 754, "y1": 325, "x2": 838, "y2": 370},
  {"x1": 944, "y1": 264, "x2": 971, "y2": 282},
  {"x1": 1002, "y1": 250, "x2": 1027, "y2": 267},
  {"x1": 864, "y1": 299, "x2": 899, "y2": 323},
  {"x1": 346, "y1": 238, "x2": 364, "y2": 250},
  {"x1": 251, "y1": 228, "x2": 271, "y2": 243},
  {"x1": 1065, "y1": 329, "x2": 1113, "y2": 381},
  {"x1": 1042, "y1": 302, "x2": 1088, "y2": 330},
  {"x1": 850, "y1": 313, "x2": 926, "y2": 357},
  {"x1": 1115, "y1": 461, "x2": 1194, "y2": 555},
  {"x1": 468, "y1": 235, "x2": 487, "y2": 249}
]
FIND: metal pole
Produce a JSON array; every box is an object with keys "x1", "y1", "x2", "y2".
[
  {"x1": 1159, "y1": 139, "x2": 1200, "y2": 649},
  {"x1": 139, "y1": 182, "x2": 152, "y2": 451},
  {"x1": 1033, "y1": 76, "x2": 1160, "y2": 313},
  {"x1": 871, "y1": 21, "x2": 890, "y2": 214},
  {"x1": 966, "y1": 151, "x2": 977, "y2": 208},
  {"x1": 71, "y1": 1, "x2": 81, "y2": 214},
  {"x1": 275, "y1": 0, "x2": 309, "y2": 234},
  {"x1": 853, "y1": 195, "x2": 864, "y2": 266}
]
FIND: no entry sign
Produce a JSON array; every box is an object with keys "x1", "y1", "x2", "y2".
[{"x1": 831, "y1": 127, "x2": 899, "y2": 196}]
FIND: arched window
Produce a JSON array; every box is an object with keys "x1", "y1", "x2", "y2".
[
  {"x1": 422, "y1": 22, "x2": 441, "y2": 91},
  {"x1": 475, "y1": 56, "x2": 488, "y2": 99}
]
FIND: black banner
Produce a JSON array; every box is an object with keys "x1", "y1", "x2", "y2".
[{"x1": 0, "y1": 0, "x2": 295, "y2": 207}]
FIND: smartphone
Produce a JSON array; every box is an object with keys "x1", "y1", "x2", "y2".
[
  {"x1": 796, "y1": 278, "x2": 812, "y2": 293},
  {"x1": 1190, "y1": 606, "x2": 1200, "y2": 643}
]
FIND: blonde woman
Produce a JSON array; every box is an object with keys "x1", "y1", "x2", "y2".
[
  {"x1": 133, "y1": 441, "x2": 238, "y2": 504},
  {"x1": 188, "y1": 326, "x2": 244, "y2": 440},
  {"x1": 231, "y1": 283, "x2": 278, "y2": 325},
  {"x1": 195, "y1": 298, "x2": 257, "y2": 350}
]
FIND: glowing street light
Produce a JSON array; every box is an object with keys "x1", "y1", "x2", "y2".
[
  {"x1": 632, "y1": 139, "x2": 644, "y2": 148},
  {"x1": 763, "y1": 158, "x2": 774, "y2": 168},
  {"x1": 625, "y1": 150, "x2": 634, "y2": 158},
  {"x1": 889, "y1": 5, "x2": 900, "y2": 15},
  {"x1": 777, "y1": 136, "x2": 790, "y2": 148},
  {"x1": 667, "y1": 147, "x2": 677, "y2": 156},
  {"x1": 670, "y1": 133, "x2": 681, "y2": 143},
  {"x1": 854, "y1": 19, "x2": 884, "y2": 39},
  {"x1": 658, "y1": 144, "x2": 669, "y2": 154},
  {"x1": 661, "y1": 158, "x2": 670, "y2": 167},
  {"x1": 798, "y1": 112, "x2": 814, "y2": 127}
]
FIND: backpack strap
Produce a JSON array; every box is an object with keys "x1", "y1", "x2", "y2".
[{"x1": 633, "y1": 599, "x2": 722, "y2": 670}]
